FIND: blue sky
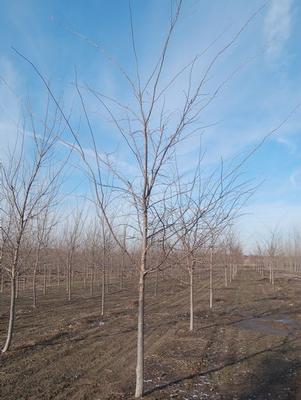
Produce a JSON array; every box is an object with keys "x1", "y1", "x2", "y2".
[{"x1": 0, "y1": 0, "x2": 300, "y2": 251}]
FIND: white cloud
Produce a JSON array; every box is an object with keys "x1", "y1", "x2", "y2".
[
  {"x1": 289, "y1": 167, "x2": 301, "y2": 188},
  {"x1": 276, "y1": 135, "x2": 296, "y2": 154},
  {"x1": 0, "y1": 57, "x2": 21, "y2": 155},
  {"x1": 264, "y1": 0, "x2": 293, "y2": 59}
]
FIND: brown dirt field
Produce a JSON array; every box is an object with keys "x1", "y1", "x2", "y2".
[{"x1": 1, "y1": 270, "x2": 301, "y2": 400}]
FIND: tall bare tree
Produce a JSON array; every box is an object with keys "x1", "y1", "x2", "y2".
[
  {"x1": 31, "y1": 205, "x2": 57, "y2": 307},
  {"x1": 0, "y1": 103, "x2": 64, "y2": 353},
  {"x1": 64, "y1": 209, "x2": 84, "y2": 302},
  {"x1": 17, "y1": 1, "x2": 275, "y2": 395}
]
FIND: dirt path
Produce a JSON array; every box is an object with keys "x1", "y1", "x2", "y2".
[{"x1": 1, "y1": 269, "x2": 301, "y2": 399}]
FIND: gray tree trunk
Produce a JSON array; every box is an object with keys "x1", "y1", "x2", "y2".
[
  {"x1": 33, "y1": 249, "x2": 40, "y2": 308},
  {"x1": 154, "y1": 269, "x2": 159, "y2": 297},
  {"x1": 57, "y1": 264, "x2": 60, "y2": 287},
  {"x1": 90, "y1": 266, "x2": 94, "y2": 297},
  {"x1": 0, "y1": 272, "x2": 3, "y2": 293},
  {"x1": 209, "y1": 247, "x2": 213, "y2": 309},
  {"x1": 43, "y1": 265, "x2": 47, "y2": 296},
  {"x1": 2, "y1": 275, "x2": 16, "y2": 353},
  {"x1": 101, "y1": 266, "x2": 105, "y2": 316},
  {"x1": 15, "y1": 274, "x2": 19, "y2": 299},
  {"x1": 189, "y1": 266, "x2": 194, "y2": 331},
  {"x1": 68, "y1": 261, "x2": 71, "y2": 301},
  {"x1": 135, "y1": 270, "x2": 145, "y2": 398},
  {"x1": 32, "y1": 269, "x2": 37, "y2": 308},
  {"x1": 83, "y1": 265, "x2": 87, "y2": 289}
]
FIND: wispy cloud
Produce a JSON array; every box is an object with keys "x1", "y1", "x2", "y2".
[
  {"x1": 0, "y1": 57, "x2": 22, "y2": 156},
  {"x1": 264, "y1": 0, "x2": 293, "y2": 59},
  {"x1": 289, "y1": 167, "x2": 301, "y2": 188},
  {"x1": 276, "y1": 135, "x2": 297, "y2": 154}
]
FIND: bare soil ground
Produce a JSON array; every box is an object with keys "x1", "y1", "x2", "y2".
[{"x1": 1, "y1": 269, "x2": 301, "y2": 400}]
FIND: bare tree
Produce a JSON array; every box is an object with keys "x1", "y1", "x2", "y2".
[
  {"x1": 31, "y1": 205, "x2": 57, "y2": 307},
  {"x1": 0, "y1": 104, "x2": 64, "y2": 353},
  {"x1": 84, "y1": 222, "x2": 100, "y2": 297},
  {"x1": 264, "y1": 229, "x2": 282, "y2": 289},
  {"x1": 64, "y1": 209, "x2": 84, "y2": 302},
  {"x1": 175, "y1": 153, "x2": 250, "y2": 327},
  {"x1": 17, "y1": 1, "x2": 277, "y2": 395}
]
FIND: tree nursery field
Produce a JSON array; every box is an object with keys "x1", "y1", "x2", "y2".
[
  {"x1": 1, "y1": 1, "x2": 300, "y2": 399},
  {"x1": 1, "y1": 269, "x2": 301, "y2": 400}
]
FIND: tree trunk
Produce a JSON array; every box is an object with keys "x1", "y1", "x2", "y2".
[
  {"x1": 106, "y1": 264, "x2": 110, "y2": 294},
  {"x1": 2, "y1": 239, "x2": 22, "y2": 353},
  {"x1": 120, "y1": 267, "x2": 124, "y2": 290},
  {"x1": 135, "y1": 270, "x2": 145, "y2": 398},
  {"x1": 32, "y1": 269, "x2": 37, "y2": 308},
  {"x1": 90, "y1": 266, "x2": 94, "y2": 297},
  {"x1": 209, "y1": 247, "x2": 213, "y2": 309},
  {"x1": 83, "y1": 265, "x2": 87, "y2": 289},
  {"x1": 154, "y1": 269, "x2": 159, "y2": 297},
  {"x1": 97, "y1": 268, "x2": 101, "y2": 289},
  {"x1": 120, "y1": 252, "x2": 125, "y2": 290},
  {"x1": 33, "y1": 249, "x2": 40, "y2": 308},
  {"x1": 101, "y1": 266, "x2": 105, "y2": 316},
  {"x1": 48, "y1": 269, "x2": 51, "y2": 287},
  {"x1": 43, "y1": 265, "x2": 47, "y2": 296},
  {"x1": 1, "y1": 272, "x2": 4, "y2": 293},
  {"x1": 271, "y1": 261, "x2": 275, "y2": 289},
  {"x1": 232, "y1": 264, "x2": 236, "y2": 280},
  {"x1": 65, "y1": 266, "x2": 68, "y2": 293},
  {"x1": 57, "y1": 264, "x2": 60, "y2": 287},
  {"x1": 224, "y1": 265, "x2": 228, "y2": 287},
  {"x1": 68, "y1": 260, "x2": 71, "y2": 301},
  {"x1": 189, "y1": 265, "x2": 194, "y2": 331},
  {"x1": 15, "y1": 274, "x2": 19, "y2": 299},
  {"x1": 2, "y1": 275, "x2": 16, "y2": 353}
]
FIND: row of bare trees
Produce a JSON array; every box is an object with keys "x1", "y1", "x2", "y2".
[
  {"x1": 0, "y1": 103, "x2": 66, "y2": 352},
  {"x1": 1, "y1": 206, "x2": 243, "y2": 303},
  {"x1": 253, "y1": 229, "x2": 301, "y2": 288},
  {"x1": 0, "y1": 112, "x2": 245, "y2": 385},
  {"x1": 1, "y1": 1, "x2": 287, "y2": 397}
]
